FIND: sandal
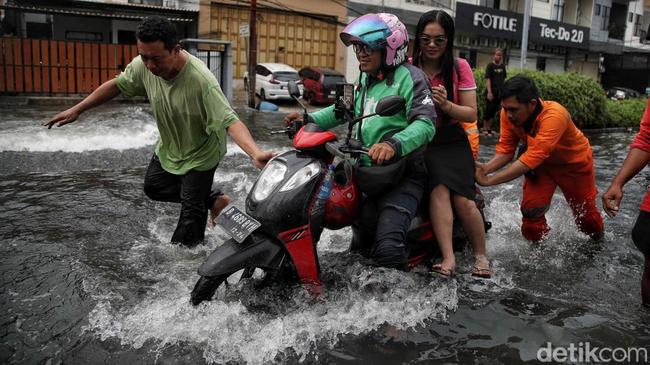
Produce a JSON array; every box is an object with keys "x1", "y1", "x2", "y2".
[
  {"x1": 432, "y1": 263, "x2": 456, "y2": 278},
  {"x1": 471, "y1": 256, "x2": 492, "y2": 279}
]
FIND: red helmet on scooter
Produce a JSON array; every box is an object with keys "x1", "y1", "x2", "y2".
[{"x1": 324, "y1": 163, "x2": 360, "y2": 230}]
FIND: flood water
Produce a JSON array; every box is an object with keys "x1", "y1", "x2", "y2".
[{"x1": 1, "y1": 102, "x2": 649, "y2": 364}]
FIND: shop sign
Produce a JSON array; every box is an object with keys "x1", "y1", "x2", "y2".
[
  {"x1": 456, "y1": 3, "x2": 590, "y2": 49},
  {"x1": 456, "y1": 3, "x2": 521, "y2": 40},
  {"x1": 530, "y1": 18, "x2": 589, "y2": 49}
]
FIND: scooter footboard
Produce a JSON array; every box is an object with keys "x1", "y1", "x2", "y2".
[{"x1": 198, "y1": 232, "x2": 287, "y2": 277}]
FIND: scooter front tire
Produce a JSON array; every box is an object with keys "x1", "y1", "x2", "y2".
[{"x1": 191, "y1": 274, "x2": 230, "y2": 306}]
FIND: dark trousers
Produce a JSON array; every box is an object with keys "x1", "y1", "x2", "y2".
[
  {"x1": 483, "y1": 96, "x2": 501, "y2": 121},
  {"x1": 351, "y1": 158, "x2": 427, "y2": 270},
  {"x1": 144, "y1": 154, "x2": 222, "y2": 247},
  {"x1": 632, "y1": 210, "x2": 650, "y2": 255}
]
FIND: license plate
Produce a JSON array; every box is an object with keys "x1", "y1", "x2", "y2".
[{"x1": 216, "y1": 206, "x2": 261, "y2": 243}]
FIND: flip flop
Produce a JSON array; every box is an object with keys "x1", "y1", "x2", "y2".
[
  {"x1": 471, "y1": 255, "x2": 492, "y2": 278},
  {"x1": 431, "y1": 263, "x2": 456, "y2": 278},
  {"x1": 471, "y1": 264, "x2": 492, "y2": 279}
]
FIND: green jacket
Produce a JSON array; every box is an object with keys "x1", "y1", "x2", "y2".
[{"x1": 311, "y1": 63, "x2": 436, "y2": 165}]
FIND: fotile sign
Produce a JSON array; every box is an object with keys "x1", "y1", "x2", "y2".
[{"x1": 455, "y1": 3, "x2": 589, "y2": 50}]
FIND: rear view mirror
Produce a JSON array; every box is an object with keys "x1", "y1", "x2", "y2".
[
  {"x1": 375, "y1": 96, "x2": 405, "y2": 117},
  {"x1": 288, "y1": 81, "x2": 301, "y2": 99}
]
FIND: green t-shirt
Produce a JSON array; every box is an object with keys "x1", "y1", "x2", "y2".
[{"x1": 115, "y1": 52, "x2": 239, "y2": 174}]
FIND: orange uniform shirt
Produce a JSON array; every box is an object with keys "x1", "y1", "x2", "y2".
[
  {"x1": 462, "y1": 120, "x2": 480, "y2": 160},
  {"x1": 496, "y1": 100, "x2": 592, "y2": 170}
]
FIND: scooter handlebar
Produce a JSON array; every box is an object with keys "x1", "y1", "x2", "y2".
[
  {"x1": 269, "y1": 119, "x2": 305, "y2": 138},
  {"x1": 270, "y1": 129, "x2": 289, "y2": 135},
  {"x1": 325, "y1": 141, "x2": 368, "y2": 159}
]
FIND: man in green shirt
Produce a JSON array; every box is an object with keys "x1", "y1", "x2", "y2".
[{"x1": 44, "y1": 16, "x2": 273, "y2": 247}]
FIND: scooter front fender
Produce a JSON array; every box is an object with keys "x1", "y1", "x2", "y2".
[{"x1": 198, "y1": 232, "x2": 286, "y2": 277}]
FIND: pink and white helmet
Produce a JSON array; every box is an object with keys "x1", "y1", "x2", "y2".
[{"x1": 340, "y1": 13, "x2": 410, "y2": 68}]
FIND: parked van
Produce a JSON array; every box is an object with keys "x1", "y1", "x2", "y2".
[
  {"x1": 243, "y1": 63, "x2": 303, "y2": 101},
  {"x1": 298, "y1": 67, "x2": 346, "y2": 105}
]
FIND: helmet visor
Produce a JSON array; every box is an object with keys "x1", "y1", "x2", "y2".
[{"x1": 340, "y1": 14, "x2": 390, "y2": 48}]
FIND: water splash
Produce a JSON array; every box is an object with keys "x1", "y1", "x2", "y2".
[
  {"x1": 83, "y1": 238, "x2": 460, "y2": 364},
  {"x1": 79, "y1": 169, "x2": 622, "y2": 364},
  {"x1": 0, "y1": 107, "x2": 159, "y2": 152},
  {"x1": 85, "y1": 277, "x2": 458, "y2": 364}
]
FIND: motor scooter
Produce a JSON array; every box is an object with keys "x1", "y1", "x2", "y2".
[{"x1": 191, "y1": 82, "x2": 490, "y2": 305}]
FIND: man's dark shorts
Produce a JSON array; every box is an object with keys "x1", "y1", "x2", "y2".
[
  {"x1": 632, "y1": 210, "x2": 650, "y2": 256},
  {"x1": 484, "y1": 97, "x2": 501, "y2": 121}
]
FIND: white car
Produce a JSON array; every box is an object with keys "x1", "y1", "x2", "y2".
[{"x1": 244, "y1": 63, "x2": 303, "y2": 101}]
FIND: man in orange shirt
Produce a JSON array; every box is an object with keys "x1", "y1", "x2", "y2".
[{"x1": 475, "y1": 76, "x2": 603, "y2": 241}]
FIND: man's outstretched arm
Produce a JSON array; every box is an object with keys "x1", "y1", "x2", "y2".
[{"x1": 44, "y1": 79, "x2": 121, "y2": 129}]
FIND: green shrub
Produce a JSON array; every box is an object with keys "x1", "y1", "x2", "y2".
[
  {"x1": 605, "y1": 98, "x2": 648, "y2": 128},
  {"x1": 472, "y1": 68, "x2": 613, "y2": 128}
]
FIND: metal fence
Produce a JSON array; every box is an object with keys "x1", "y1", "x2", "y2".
[{"x1": 181, "y1": 39, "x2": 233, "y2": 101}]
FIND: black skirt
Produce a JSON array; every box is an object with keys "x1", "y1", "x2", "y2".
[{"x1": 425, "y1": 123, "x2": 476, "y2": 200}]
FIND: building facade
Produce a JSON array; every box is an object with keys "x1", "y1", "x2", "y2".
[
  {"x1": 345, "y1": 0, "x2": 650, "y2": 92},
  {"x1": 455, "y1": 1, "x2": 597, "y2": 77},
  {"x1": 3, "y1": 0, "x2": 648, "y2": 92},
  {"x1": 199, "y1": 0, "x2": 348, "y2": 78},
  {"x1": 596, "y1": 0, "x2": 650, "y2": 92},
  {"x1": 1, "y1": 0, "x2": 199, "y2": 43},
  {"x1": 0, "y1": 0, "x2": 213, "y2": 96}
]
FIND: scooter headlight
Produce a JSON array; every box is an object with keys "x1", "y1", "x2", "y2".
[
  {"x1": 279, "y1": 162, "x2": 320, "y2": 192},
  {"x1": 252, "y1": 160, "x2": 287, "y2": 201}
]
